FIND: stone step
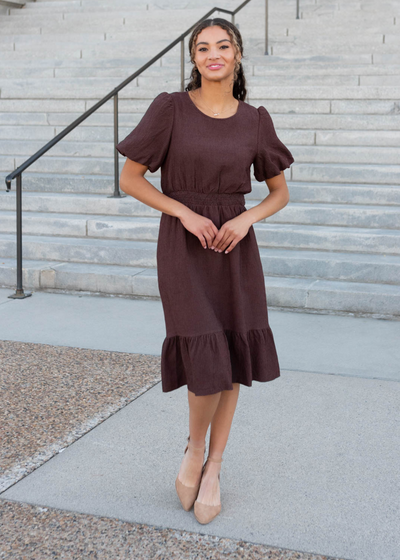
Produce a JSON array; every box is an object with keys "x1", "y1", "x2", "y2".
[
  {"x1": 0, "y1": 27, "x2": 209, "y2": 46},
  {"x1": 292, "y1": 162, "x2": 400, "y2": 185},
  {"x1": 4, "y1": 10, "x2": 395, "y2": 29},
  {"x1": 13, "y1": 177, "x2": 400, "y2": 205},
  {"x1": 0, "y1": 37, "x2": 395, "y2": 61},
  {"x1": 5, "y1": 61, "x2": 400, "y2": 79},
  {"x1": 0, "y1": 124, "x2": 305, "y2": 148},
  {"x1": 0, "y1": 156, "x2": 14, "y2": 172},
  {"x1": 7, "y1": 81, "x2": 398, "y2": 102},
  {"x1": 2, "y1": 162, "x2": 399, "y2": 191},
  {"x1": 1, "y1": 41, "x2": 183, "y2": 60},
  {"x1": 3, "y1": 5, "x2": 325, "y2": 19},
  {"x1": 0, "y1": 257, "x2": 399, "y2": 318},
  {"x1": 0, "y1": 0, "x2": 25, "y2": 8},
  {"x1": 1, "y1": 226, "x2": 400, "y2": 287},
  {"x1": 0, "y1": 56, "x2": 161, "y2": 68},
  {"x1": 0, "y1": 54, "x2": 379, "y2": 67},
  {"x1": 4, "y1": 63, "x2": 400, "y2": 81},
  {"x1": 18, "y1": 0, "x2": 211, "y2": 9},
  {"x1": 0, "y1": 23, "x2": 390, "y2": 40},
  {"x1": 9, "y1": 2, "x2": 254, "y2": 16},
  {"x1": 2, "y1": 138, "x2": 400, "y2": 163},
  {"x1": 0, "y1": 25, "x2": 291, "y2": 43},
  {"x1": 255, "y1": 74, "x2": 400, "y2": 87},
  {"x1": 269, "y1": 45, "x2": 397, "y2": 57},
  {"x1": 0, "y1": 24, "x2": 41, "y2": 34},
  {"x1": 1, "y1": 196, "x2": 400, "y2": 231},
  {"x1": 248, "y1": 114, "x2": 400, "y2": 130},
  {"x1": 252, "y1": 64, "x2": 400, "y2": 76},
  {"x1": 3, "y1": 33, "x2": 390, "y2": 50},
  {"x1": 2, "y1": 108, "x2": 399, "y2": 133},
  {"x1": 247, "y1": 86, "x2": 400, "y2": 101},
  {"x1": 1, "y1": 97, "x2": 400, "y2": 117},
  {"x1": 0, "y1": 214, "x2": 399, "y2": 256},
  {"x1": 0, "y1": 179, "x2": 400, "y2": 225},
  {"x1": 4, "y1": 153, "x2": 399, "y2": 186},
  {"x1": 361, "y1": 75, "x2": 400, "y2": 86},
  {"x1": 300, "y1": 13, "x2": 396, "y2": 24},
  {"x1": 3, "y1": 9, "x2": 188, "y2": 22},
  {"x1": 3, "y1": 177, "x2": 400, "y2": 204}
]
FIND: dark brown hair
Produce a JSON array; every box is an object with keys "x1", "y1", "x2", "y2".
[{"x1": 185, "y1": 17, "x2": 247, "y2": 102}]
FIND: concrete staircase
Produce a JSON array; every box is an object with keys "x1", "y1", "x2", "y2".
[{"x1": 1, "y1": 0, "x2": 399, "y2": 318}]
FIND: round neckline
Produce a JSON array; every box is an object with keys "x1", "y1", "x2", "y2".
[{"x1": 186, "y1": 91, "x2": 241, "y2": 121}]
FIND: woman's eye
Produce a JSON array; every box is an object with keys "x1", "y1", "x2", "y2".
[{"x1": 198, "y1": 45, "x2": 229, "y2": 52}]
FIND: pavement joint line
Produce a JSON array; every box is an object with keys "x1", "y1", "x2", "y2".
[{"x1": 277, "y1": 367, "x2": 400, "y2": 383}]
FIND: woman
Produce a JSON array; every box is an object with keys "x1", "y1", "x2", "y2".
[{"x1": 116, "y1": 18, "x2": 294, "y2": 524}]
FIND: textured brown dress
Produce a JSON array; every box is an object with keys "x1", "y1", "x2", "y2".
[{"x1": 116, "y1": 91, "x2": 294, "y2": 396}]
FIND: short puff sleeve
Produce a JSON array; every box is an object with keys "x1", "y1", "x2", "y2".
[
  {"x1": 116, "y1": 91, "x2": 174, "y2": 173},
  {"x1": 253, "y1": 106, "x2": 294, "y2": 181}
]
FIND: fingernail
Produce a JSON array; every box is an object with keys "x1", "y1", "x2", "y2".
[{"x1": 211, "y1": 246, "x2": 214, "y2": 249}]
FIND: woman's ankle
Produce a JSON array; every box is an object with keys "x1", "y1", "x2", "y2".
[{"x1": 188, "y1": 437, "x2": 206, "y2": 450}]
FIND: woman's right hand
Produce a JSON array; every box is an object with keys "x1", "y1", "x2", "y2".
[{"x1": 179, "y1": 208, "x2": 219, "y2": 249}]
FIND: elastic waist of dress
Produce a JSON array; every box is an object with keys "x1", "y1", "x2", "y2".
[{"x1": 167, "y1": 190, "x2": 245, "y2": 207}]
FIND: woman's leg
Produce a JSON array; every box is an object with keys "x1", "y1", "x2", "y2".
[
  {"x1": 196, "y1": 382, "x2": 240, "y2": 505},
  {"x1": 177, "y1": 389, "x2": 221, "y2": 487}
]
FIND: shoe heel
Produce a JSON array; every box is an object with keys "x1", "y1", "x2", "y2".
[
  {"x1": 175, "y1": 435, "x2": 206, "y2": 511},
  {"x1": 194, "y1": 455, "x2": 223, "y2": 524}
]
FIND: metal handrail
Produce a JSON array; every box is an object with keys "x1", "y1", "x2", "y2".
[{"x1": 3, "y1": 0, "x2": 294, "y2": 298}]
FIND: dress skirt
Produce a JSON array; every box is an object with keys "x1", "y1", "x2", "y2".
[{"x1": 157, "y1": 190, "x2": 280, "y2": 396}]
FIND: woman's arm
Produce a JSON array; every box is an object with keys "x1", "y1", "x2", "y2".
[
  {"x1": 120, "y1": 158, "x2": 189, "y2": 220},
  {"x1": 119, "y1": 158, "x2": 219, "y2": 249},
  {"x1": 243, "y1": 170, "x2": 290, "y2": 226}
]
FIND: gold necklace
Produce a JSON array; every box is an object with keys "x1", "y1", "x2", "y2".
[{"x1": 192, "y1": 90, "x2": 238, "y2": 117}]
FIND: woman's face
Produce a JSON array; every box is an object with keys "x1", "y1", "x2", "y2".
[{"x1": 193, "y1": 25, "x2": 241, "y2": 84}]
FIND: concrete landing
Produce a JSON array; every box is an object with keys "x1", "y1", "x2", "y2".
[
  {"x1": 0, "y1": 288, "x2": 398, "y2": 381},
  {"x1": 1, "y1": 288, "x2": 399, "y2": 560}
]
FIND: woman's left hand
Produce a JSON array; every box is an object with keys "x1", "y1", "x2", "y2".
[{"x1": 209, "y1": 212, "x2": 253, "y2": 254}]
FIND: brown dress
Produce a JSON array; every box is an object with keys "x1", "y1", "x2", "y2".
[{"x1": 116, "y1": 91, "x2": 294, "y2": 396}]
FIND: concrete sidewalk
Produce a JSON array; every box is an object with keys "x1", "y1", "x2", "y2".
[
  {"x1": 1, "y1": 288, "x2": 399, "y2": 560},
  {"x1": 0, "y1": 288, "x2": 398, "y2": 381}
]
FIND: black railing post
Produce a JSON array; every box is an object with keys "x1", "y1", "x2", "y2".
[
  {"x1": 181, "y1": 38, "x2": 185, "y2": 92},
  {"x1": 8, "y1": 174, "x2": 31, "y2": 299},
  {"x1": 296, "y1": 0, "x2": 300, "y2": 19},
  {"x1": 108, "y1": 93, "x2": 126, "y2": 198},
  {"x1": 265, "y1": 0, "x2": 269, "y2": 54}
]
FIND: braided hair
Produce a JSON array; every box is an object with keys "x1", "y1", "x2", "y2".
[{"x1": 185, "y1": 17, "x2": 248, "y2": 102}]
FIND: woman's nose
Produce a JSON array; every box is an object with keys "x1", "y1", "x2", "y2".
[{"x1": 208, "y1": 48, "x2": 221, "y2": 58}]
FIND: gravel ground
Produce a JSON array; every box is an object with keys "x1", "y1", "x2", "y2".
[
  {"x1": 0, "y1": 340, "x2": 161, "y2": 492},
  {"x1": 0, "y1": 499, "x2": 344, "y2": 560},
  {"x1": 0, "y1": 340, "x2": 345, "y2": 560}
]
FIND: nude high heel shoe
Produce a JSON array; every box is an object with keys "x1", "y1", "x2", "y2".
[
  {"x1": 194, "y1": 455, "x2": 223, "y2": 524},
  {"x1": 175, "y1": 435, "x2": 206, "y2": 511}
]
